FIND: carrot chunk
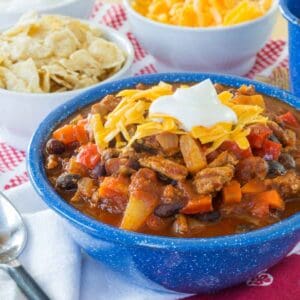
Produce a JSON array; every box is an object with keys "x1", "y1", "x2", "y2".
[
  {"x1": 53, "y1": 122, "x2": 88, "y2": 145},
  {"x1": 241, "y1": 180, "x2": 267, "y2": 194},
  {"x1": 256, "y1": 190, "x2": 285, "y2": 211},
  {"x1": 53, "y1": 125, "x2": 77, "y2": 144},
  {"x1": 74, "y1": 123, "x2": 89, "y2": 145},
  {"x1": 222, "y1": 180, "x2": 242, "y2": 204},
  {"x1": 180, "y1": 195, "x2": 213, "y2": 214},
  {"x1": 98, "y1": 176, "x2": 129, "y2": 202}
]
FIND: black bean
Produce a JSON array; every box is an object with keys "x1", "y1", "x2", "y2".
[
  {"x1": 66, "y1": 141, "x2": 80, "y2": 152},
  {"x1": 128, "y1": 158, "x2": 140, "y2": 171},
  {"x1": 157, "y1": 173, "x2": 174, "y2": 185},
  {"x1": 193, "y1": 211, "x2": 221, "y2": 223},
  {"x1": 267, "y1": 160, "x2": 287, "y2": 178},
  {"x1": 90, "y1": 163, "x2": 106, "y2": 179},
  {"x1": 278, "y1": 153, "x2": 296, "y2": 169},
  {"x1": 56, "y1": 173, "x2": 80, "y2": 191},
  {"x1": 154, "y1": 202, "x2": 184, "y2": 218},
  {"x1": 46, "y1": 139, "x2": 65, "y2": 155},
  {"x1": 268, "y1": 133, "x2": 281, "y2": 144}
]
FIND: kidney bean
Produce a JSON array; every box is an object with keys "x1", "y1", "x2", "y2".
[
  {"x1": 90, "y1": 163, "x2": 106, "y2": 178},
  {"x1": 267, "y1": 160, "x2": 287, "y2": 178},
  {"x1": 46, "y1": 139, "x2": 65, "y2": 155},
  {"x1": 268, "y1": 133, "x2": 281, "y2": 144},
  {"x1": 194, "y1": 211, "x2": 221, "y2": 223},
  {"x1": 154, "y1": 202, "x2": 184, "y2": 218},
  {"x1": 56, "y1": 173, "x2": 80, "y2": 191}
]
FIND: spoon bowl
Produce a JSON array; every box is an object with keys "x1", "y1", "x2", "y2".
[
  {"x1": 0, "y1": 192, "x2": 27, "y2": 264},
  {"x1": 0, "y1": 191, "x2": 49, "y2": 299}
]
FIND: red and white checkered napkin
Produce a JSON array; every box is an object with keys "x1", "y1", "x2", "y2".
[{"x1": 1, "y1": 2, "x2": 298, "y2": 299}]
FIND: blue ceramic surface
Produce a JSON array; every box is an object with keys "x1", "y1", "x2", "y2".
[
  {"x1": 280, "y1": 0, "x2": 300, "y2": 97},
  {"x1": 27, "y1": 73, "x2": 300, "y2": 294}
]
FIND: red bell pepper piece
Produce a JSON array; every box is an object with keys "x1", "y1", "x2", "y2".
[
  {"x1": 247, "y1": 125, "x2": 272, "y2": 149},
  {"x1": 278, "y1": 111, "x2": 299, "y2": 128},
  {"x1": 257, "y1": 139, "x2": 282, "y2": 160},
  {"x1": 220, "y1": 141, "x2": 253, "y2": 160}
]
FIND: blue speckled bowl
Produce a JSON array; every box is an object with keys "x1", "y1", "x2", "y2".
[
  {"x1": 280, "y1": 0, "x2": 300, "y2": 97},
  {"x1": 27, "y1": 73, "x2": 300, "y2": 294}
]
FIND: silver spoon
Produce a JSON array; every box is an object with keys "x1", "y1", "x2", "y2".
[{"x1": 0, "y1": 190, "x2": 49, "y2": 300}]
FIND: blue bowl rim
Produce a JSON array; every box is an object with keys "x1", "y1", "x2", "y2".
[
  {"x1": 279, "y1": 0, "x2": 300, "y2": 25},
  {"x1": 28, "y1": 72, "x2": 300, "y2": 251}
]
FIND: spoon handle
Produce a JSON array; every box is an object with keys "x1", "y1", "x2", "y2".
[{"x1": 7, "y1": 259, "x2": 50, "y2": 300}]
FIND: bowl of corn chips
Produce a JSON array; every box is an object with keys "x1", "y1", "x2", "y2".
[
  {"x1": 124, "y1": 0, "x2": 278, "y2": 74},
  {"x1": 0, "y1": 13, "x2": 134, "y2": 149}
]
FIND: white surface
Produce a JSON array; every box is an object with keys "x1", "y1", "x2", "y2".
[
  {"x1": 149, "y1": 79, "x2": 237, "y2": 131},
  {"x1": 0, "y1": 0, "x2": 70, "y2": 13},
  {"x1": 0, "y1": 23, "x2": 134, "y2": 150},
  {"x1": 124, "y1": 0, "x2": 278, "y2": 75},
  {"x1": 0, "y1": 183, "x2": 188, "y2": 300},
  {"x1": 0, "y1": 0, "x2": 95, "y2": 29}
]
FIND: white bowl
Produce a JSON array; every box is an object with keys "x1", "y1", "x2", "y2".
[
  {"x1": 124, "y1": 0, "x2": 278, "y2": 75},
  {"x1": 0, "y1": 0, "x2": 95, "y2": 29},
  {"x1": 0, "y1": 23, "x2": 134, "y2": 149}
]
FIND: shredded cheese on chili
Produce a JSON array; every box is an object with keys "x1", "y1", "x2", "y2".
[{"x1": 89, "y1": 82, "x2": 268, "y2": 153}]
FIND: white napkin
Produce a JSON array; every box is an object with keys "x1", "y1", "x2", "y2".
[{"x1": 0, "y1": 183, "x2": 188, "y2": 300}]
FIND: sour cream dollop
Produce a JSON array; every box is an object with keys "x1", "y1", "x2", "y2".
[{"x1": 149, "y1": 79, "x2": 238, "y2": 131}]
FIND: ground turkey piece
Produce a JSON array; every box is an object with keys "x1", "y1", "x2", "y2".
[
  {"x1": 264, "y1": 171, "x2": 300, "y2": 198},
  {"x1": 105, "y1": 157, "x2": 139, "y2": 176},
  {"x1": 267, "y1": 121, "x2": 296, "y2": 148},
  {"x1": 193, "y1": 165, "x2": 234, "y2": 195},
  {"x1": 235, "y1": 157, "x2": 268, "y2": 185},
  {"x1": 208, "y1": 151, "x2": 238, "y2": 168},
  {"x1": 139, "y1": 155, "x2": 188, "y2": 181},
  {"x1": 129, "y1": 168, "x2": 162, "y2": 206},
  {"x1": 134, "y1": 136, "x2": 162, "y2": 154},
  {"x1": 91, "y1": 95, "x2": 121, "y2": 117}
]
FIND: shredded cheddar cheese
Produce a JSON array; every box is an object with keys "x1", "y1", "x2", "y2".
[
  {"x1": 131, "y1": 0, "x2": 273, "y2": 27},
  {"x1": 89, "y1": 82, "x2": 268, "y2": 154}
]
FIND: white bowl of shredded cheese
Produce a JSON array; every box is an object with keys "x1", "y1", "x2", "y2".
[{"x1": 0, "y1": 0, "x2": 95, "y2": 29}]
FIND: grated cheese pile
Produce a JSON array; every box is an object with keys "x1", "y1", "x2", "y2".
[
  {"x1": 131, "y1": 0, "x2": 273, "y2": 28},
  {"x1": 90, "y1": 82, "x2": 268, "y2": 153}
]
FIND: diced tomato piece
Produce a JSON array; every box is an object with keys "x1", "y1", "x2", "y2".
[
  {"x1": 76, "y1": 143, "x2": 101, "y2": 169},
  {"x1": 220, "y1": 141, "x2": 252, "y2": 160},
  {"x1": 260, "y1": 140, "x2": 282, "y2": 160},
  {"x1": 278, "y1": 111, "x2": 300, "y2": 128},
  {"x1": 247, "y1": 125, "x2": 272, "y2": 149}
]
